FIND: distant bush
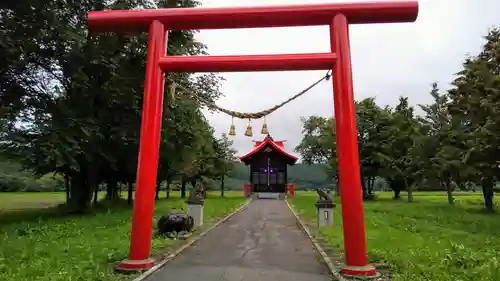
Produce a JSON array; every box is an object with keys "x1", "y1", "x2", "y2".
[
  {"x1": 200, "y1": 176, "x2": 217, "y2": 191},
  {"x1": 168, "y1": 183, "x2": 180, "y2": 191},
  {"x1": 0, "y1": 159, "x2": 64, "y2": 192},
  {"x1": 35, "y1": 173, "x2": 65, "y2": 192},
  {"x1": 0, "y1": 173, "x2": 34, "y2": 192}
]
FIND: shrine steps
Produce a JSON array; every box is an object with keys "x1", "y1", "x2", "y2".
[{"x1": 253, "y1": 192, "x2": 285, "y2": 200}]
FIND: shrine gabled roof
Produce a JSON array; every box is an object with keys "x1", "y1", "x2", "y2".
[{"x1": 239, "y1": 134, "x2": 297, "y2": 164}]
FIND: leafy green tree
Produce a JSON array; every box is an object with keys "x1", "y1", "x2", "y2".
[
  {"x1": 355, "y1": 98, "x2": 392, "y2": 198},
  {"x1": 418, "y1": 83, "x2": 469, "y2": 204},
  {"x1": 296, "y1": 100, "x2": 394, "y2": 198},
  {"x1": 295, "y1": 116, "x2": 338, "y2": 192},
  {"x1": 295, "y1": 116, "x2": 336, "y2": 167},
  {"x1": 213, "y1": 133, "x2": 237, "y2": 197},
  {"x1": 447, "y1": 28, "x2": 500, "y2": 212},
  {"x1": 377, "y1": 97, "x2": 422, "y2": 201},
  {"x1": 0, "y1": 0, "x2": 223, "y2": 212}
]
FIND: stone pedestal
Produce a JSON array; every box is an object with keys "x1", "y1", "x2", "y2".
[
  {"x1": 187, "y1": 204, "x2": 204, "y2": 227},
  {"x1": 315, "y1": 200, "x2": 335, "y2": 227}
]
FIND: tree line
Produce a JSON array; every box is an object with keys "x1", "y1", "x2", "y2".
[
  {"x1": 0, "y1": 0, "x2": 237, "y2": 212},
  {"x1": 295, "y1": 28, "x2": 500, "y2": 212}
]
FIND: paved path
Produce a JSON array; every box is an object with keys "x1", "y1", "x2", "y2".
[{"x1": 147, "y1": 199, "x2": 331, "y2": 281}]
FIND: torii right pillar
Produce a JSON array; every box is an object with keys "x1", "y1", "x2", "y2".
[{"x1": 330, "y1": 14, "x2": 374, "y2": 276}]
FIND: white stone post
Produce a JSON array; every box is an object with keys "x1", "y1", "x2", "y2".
[
  {"x1": 316, "y1": 200, "x2": 335, "y2": 227},
  {"x1": 187, "y1": 203, "x2": 204, "y2": 227}
]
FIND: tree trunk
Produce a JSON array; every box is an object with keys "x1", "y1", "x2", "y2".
[
  {"x1": 406, "y1": 176, "x2": 413, "y2": 203},
  {"x1": 368, "y1": 177, "x2": 375, "y2": 195},
  {"x1": 68, "y1": 175, "x2": 92, "y2": 213},
  {"x1": 166, "y1": 180, "x2": 171, "y2": 199},
  {"x1": 106, "y1": 180, "x2": 119, "y2": 201},
  {"x1": 220, "y1": 174, "x2": 225, "y2": 197},
  {"x1": 360, "y1": 173, "x2": 367, "y2": 199},
  {"x1": 64, "y1": 174, "x2": 70, "y2": 203},
  {"x1": 407, "y1": 184, "x2": 414, "y2": 203},
  {"x1": 455, "y1": 173, "x2": 464, "y2": 191},
  {"x1": 93, "y1": 185, "x2": 99, "y2": 205},
  {"x1": 127, "y1": 182, "x2": 133, "y2": 205},
  {"x1": 389, "y1": 177, "x2": 404, "y2": 200},
  {"x1": 445, "y1": 179, "x2": 454, "y2": 205},
  {"x1": 362, "y1": 176, "x2": 375, "y2": 200},
  {"x1": 394, "y1": 189, "x2": 401, "y2": 200},
  {"x1": 334, "y1": 178, "x2": 340, "y2": 196},
  {"x1": 481, "y1": 177, "x2": 494, "y2": 212},
  {"x1": 181, "y1": 177, "x2": 187, "y2": 199},
  {"x1": 155, "y1": 180, "x2": 161, "y2": 200}
]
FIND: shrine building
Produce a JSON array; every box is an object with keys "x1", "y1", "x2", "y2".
[{"x1": 240, "y1": 134, "x2": 297, "y2": 198}]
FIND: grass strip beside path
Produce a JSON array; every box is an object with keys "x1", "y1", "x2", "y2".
[
  {"x1": 0, "y1": 192, "x2": 246, "y2": 281},
  {"x1": 289, "y1": 192, "x2": 500, "y2": 281}
]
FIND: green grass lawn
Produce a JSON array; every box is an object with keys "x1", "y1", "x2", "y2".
[
  {"x1": 0, "y1": 190, "x2": 243, "y2": 210},
  {"x1": 0, "y1": 192, "x2": 70, "y2": 210},
  {"x1": 0, "y1": 191, "x2": 246, "y2": 281},
  {"x1": 289, "y1": 191, "x2": 500, "y2": 281}
]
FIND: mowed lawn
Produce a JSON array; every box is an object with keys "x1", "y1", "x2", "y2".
[
  {"x1": 0, "y1": 192, "x2": 71, "y2": 210},
  {"x1": 0, "y1": 191, "x2": 246, "y2": 281},
  {"x1": 289, "y1": 191, "x2": 500, "y2": 281}
]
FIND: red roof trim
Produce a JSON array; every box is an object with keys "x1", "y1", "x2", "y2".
[{"x1": 239, "y1": 138, "x2": 297, "y2": 162}]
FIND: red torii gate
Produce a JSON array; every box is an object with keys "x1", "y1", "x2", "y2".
[{"x1": 88, "y1": 1, "x2": 418, "y2": 276}]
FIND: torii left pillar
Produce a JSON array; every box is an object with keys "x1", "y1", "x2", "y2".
[{"x1": 119, "y1": 20, "x2": 167, "y2": 270}]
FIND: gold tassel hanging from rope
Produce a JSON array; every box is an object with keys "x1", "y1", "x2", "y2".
[
  {"x1": 228, "y1": 117, "x2": 236, "y2": 136},
  {"x1": 261, "y1": 116, "x2": 269, "y2": 135},
  {"x1": 244, "y1": 119, "x2": 253, "y2": 137}
]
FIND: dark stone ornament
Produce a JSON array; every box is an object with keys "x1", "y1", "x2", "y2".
[
  {"x1": 157, "y1": 210, "x2": 194, "y2": 239},
  {"x1": 316, "y1": 188, "x2": 333, "y2": 201},
  {"x1": 315, "y1": 188, "x2": 335, "y2": 209},
  {"x1": 186, "y1": 183, "x2": 205, "y2": 205}
]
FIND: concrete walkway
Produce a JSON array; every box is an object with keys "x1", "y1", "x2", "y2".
[{"x1": 146, "y1": 200, "x2": 331, "y2": 281}]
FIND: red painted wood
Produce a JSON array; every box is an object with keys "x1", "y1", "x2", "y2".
[
  {"x1": 331, "y1": 14, "x2": 375, "y2": 275},
  {"x1": 120, "y1": 20, "x2": 166, "y2": 270},
  {"x1": 158, "y1": 53, "x2": 337, "y2": 73},
  {"x1": 88, "y1": 1, "x2": 418, "y2": 33}
]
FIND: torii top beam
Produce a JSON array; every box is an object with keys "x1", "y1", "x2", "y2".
[{"x1": 88, "y1": 1, "x2": 418, "y2": 33}]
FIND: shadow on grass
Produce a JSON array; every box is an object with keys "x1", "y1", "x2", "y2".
[
  {"x1": 0, "y1": 199, "x2": 134, "y2": 228},
  {"x1": 0, "y1": 195, "x2": 244, "y2": 229},
  {"x1": 363, "y1": 197, "x2": 500, "y2": 237}
]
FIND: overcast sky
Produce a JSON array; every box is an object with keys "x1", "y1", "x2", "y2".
[{"x1": 195, "y1": 0, "x2": 500, "y2": 157}]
